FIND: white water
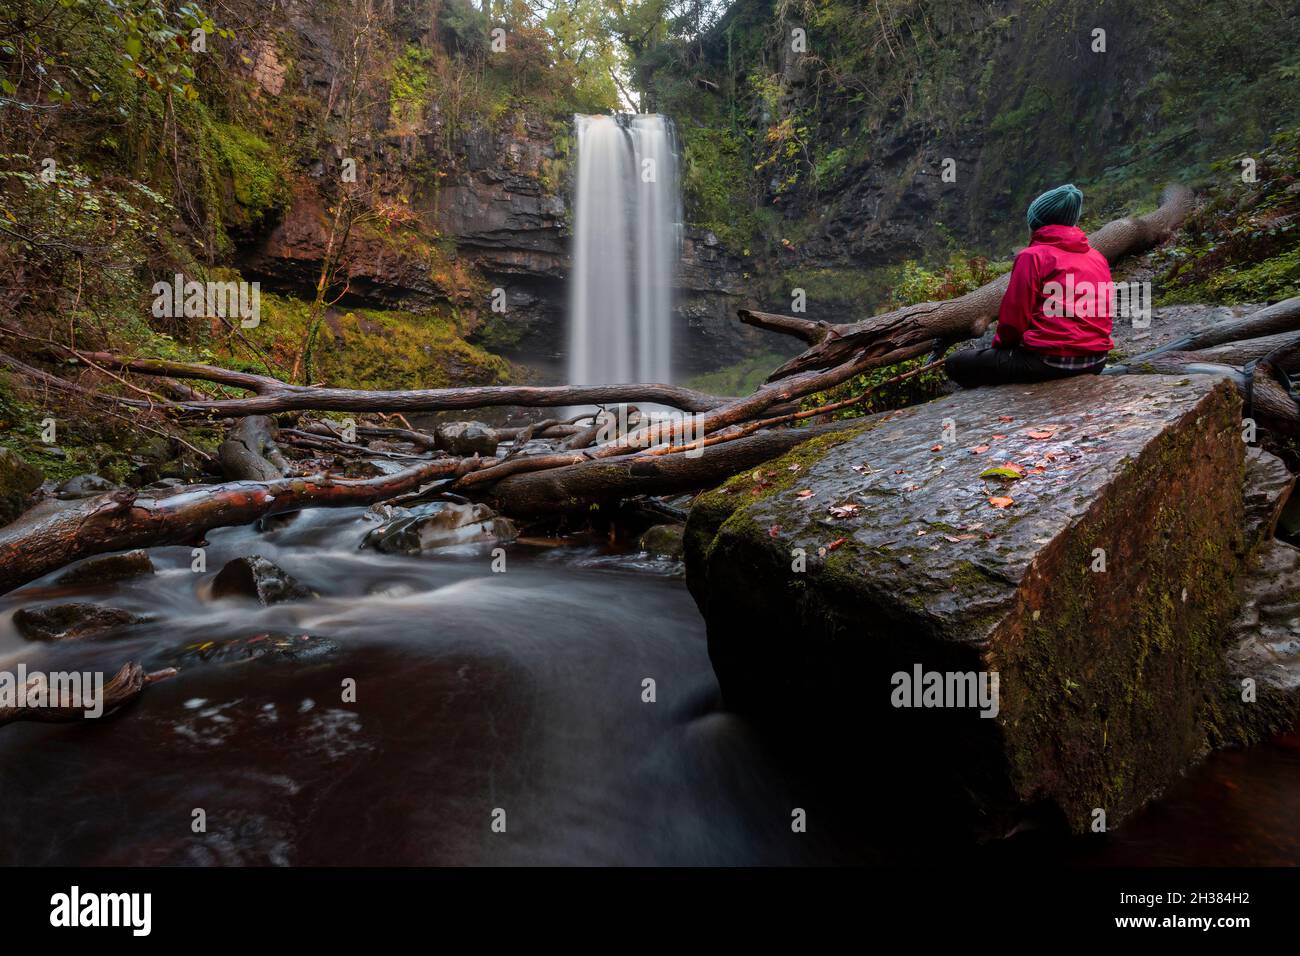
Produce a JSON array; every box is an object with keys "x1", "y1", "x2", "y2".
[{"x1": 569, "y1": 114, "x2": 681, "y2": 387}]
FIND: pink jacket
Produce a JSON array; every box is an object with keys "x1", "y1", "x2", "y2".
[{"x1": 992, "y1": 224, "x2": 1115, "y2": 356}]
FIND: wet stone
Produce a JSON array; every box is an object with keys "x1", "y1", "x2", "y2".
[
  {"x1": 639, "y1": 523, "x2": 686, "y2": 559},
  {"x1": 362, "y1": 500, "x2": 516, "y2": 554},
  {"x1": 151, "y1": 632, "x2": 340, "y2": 669},
  {"x1": 435, "y1": 421, "x2": 499, "y2": 458},
  {"x1": 686, "y1": 374, "x2": 1247, "y2": 833},
  {"x1": 211, "y1": 555, "x2": 314, "y2": 605},
  {"x1": 13, "y1": 603, "x2": 152, "y2": 642},
  {"x1": 54, "y1": 474, "x2": 120, "y2": 499},
  {"x1": 55, "y1": 550, "x2": 155, "y2": 587}
]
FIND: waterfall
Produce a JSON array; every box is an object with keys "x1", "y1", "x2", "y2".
[{"x1": 569, "y1": 114, "x2": 681, "y2": 387}]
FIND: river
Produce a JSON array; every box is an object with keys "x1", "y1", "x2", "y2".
[{"x1": 0, "y1": 508, "x2": 1296, "y2": 865}]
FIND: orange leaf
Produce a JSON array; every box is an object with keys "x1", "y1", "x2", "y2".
[
  {"x1": 1026, "y1": 429, "x2": 1055, "y2": 439},
  {"x1": 971, "y1": 444, "x2": 990, "y2": 454},
  {"x1": 989, "y1": 496, "x2": 1014, "y2": 509}
]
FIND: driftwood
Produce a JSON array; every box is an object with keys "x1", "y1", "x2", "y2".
[
  {"x1": 0, "y1": 663, "x2": 177, "y2": 726},
  {"x1": 0, "y1": 458, "x2": 467, "y2": 595},
  {"x1": 488, "y1": 420, "x2": 861, "y2": 516},
  {"x1": 5, "y1": 184, "x2": 1300, "y2": 591},
  {"x1": 760, "y1": 186, "x2": 1195, "y2": 380}
]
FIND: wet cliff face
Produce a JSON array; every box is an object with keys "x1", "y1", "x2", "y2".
[{"x1": 238, "y1": 100, "x2": 761, "y2": 379}]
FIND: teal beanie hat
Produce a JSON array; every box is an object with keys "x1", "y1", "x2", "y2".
[{"x1": 1027, "y1": 183, "x2": 1083, "y2": 230}]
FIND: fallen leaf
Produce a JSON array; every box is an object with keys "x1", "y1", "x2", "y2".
[
  {"x1": 796, "y1": 488, "x2": 815, "y2": 499},
  {"x1": 992, "y1": 433, "x2": 1007, "y2": 440},
  {"x1": 768, "y1": 524, "x2": 782, "y2": 537},
  {"x1": 998, "y1": 415, "x2": 1014, "y2": 423},
  {"x1": 930, "y1": 444, "x2": 942, "y2": 452},
  {"x1": 788, "y1": 463, "x2": 802, "y2": 472},
  {"x1": 1026, "y1": 429, "x2": 1055, "y2": 440},
  {"x1": 980, "y1": 465, "x2": 1024, "y2": 480},
  {"x1": 971, "y1": 445, "x2": 990, "y2": 454},
  {"x1": 989, "y1": 496, "x2": 1014, "y2": 509},
  {"x1": 826, "y1": 537, "x2": 848, "y2": 551}
]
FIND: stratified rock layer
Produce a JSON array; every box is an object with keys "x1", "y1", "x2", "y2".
[{"x1": 686, "y1": 375, "x2": 1246, "y2": 832}]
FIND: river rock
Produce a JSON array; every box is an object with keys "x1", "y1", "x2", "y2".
[
  {"x1": 13, "y1": 603, "x2": 151, "y2": 641},
  {"x1": 55, "y1": 474, "x2": 119, "y2": 499},
  {"x1": 435, "y1": 421, "x2": 499, "y2": 458},
  {"x1": 639, "y1": 524, "x2": 686, "y2": 559},
  {"x1": 362, "y1": 500, "x2": 516, "y2": 554},
  {"x1": 686, "y1": 375, "x2": 1249, "y2": 834},
  {"x1": 1213, "y1": 447, "x2": 1300, "y2": 744},
  {"x1": 0, "y1": 446, "x2": 43, "y2": 525},
  {"x1": 55, "y1": 550, "x2": 155, "y2": 587},
  {"x1": 211, "y1": 555, "x2": 314, "y2": 605},
  {"x1": 152, "y1": 632, "x2": 339, "y2": 669}
]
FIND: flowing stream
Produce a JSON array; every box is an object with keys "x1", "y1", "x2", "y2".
[
  {"x1": 568, "y1": 114, "x2": 680, "y2": 388},
  {"x1": 0, "y1": 511, "x2": 1297, "y2": 865}
]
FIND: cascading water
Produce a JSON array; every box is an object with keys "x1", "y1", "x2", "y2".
[{"x1": 569, "y1": 114, "x2": 681, "y2": 387}]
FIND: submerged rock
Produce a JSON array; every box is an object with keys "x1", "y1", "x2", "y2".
[
  {"x1": 152, "y1": 632, "x2": 339, "y2": 669},
  {"x1": 13, "y1": 603, "x2": 151, "y2": 642},
  {"x1": 55, "y1": 550, "x2": 155, "y2": 587},
  {"x1": 686, "y1": 375, "x2": 1251, "y2": 834},
  {"x1": 211, "y1": 555, "x2": 314, "y2": 605},
  {"x1": 435, "y1": 421, "x2": 499, "y2": 458},
  {"x1": 0, "y1": 446, "x2": 43, "y2": 525},
  {"x1": 639, "y1": 523, "x2": 686, "y2": 559},
  {"x1": 362, "y1": 500, "x2": 516, "y2": 554}
]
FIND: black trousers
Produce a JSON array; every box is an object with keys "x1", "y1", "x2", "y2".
[{"x1": 944, "y1": 347, "x2": 1105, "y2": 388}]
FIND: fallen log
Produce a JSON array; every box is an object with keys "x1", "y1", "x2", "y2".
[
  {"x1": 1125, "y1": 295, "x2": 1300, "y2": 361},
  {"x1": 0, "y1": 458, "x2": 468, "y2": 595},
  {"x1": 488, "y1": 421, "x2": 862, "y2": 516},
  {"x1": 0, "y1": 663, "x2": 176, "y2": 727},
  {"x1": 762, "y1": 186, "x2": 1195, "y2": 380},
  {"x1": 60, "y1": 352, "x2": 728, "y2": 416}
]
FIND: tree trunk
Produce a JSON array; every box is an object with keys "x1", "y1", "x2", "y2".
[{"x1": 0, "y1": 458, "x2": 466, "y2": 596}]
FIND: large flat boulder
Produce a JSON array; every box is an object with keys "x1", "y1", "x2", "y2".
[{"x1": 686, "y1": 375, "x2": 1247, "y2": 833}]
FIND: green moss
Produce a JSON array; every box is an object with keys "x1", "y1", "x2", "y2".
[
  {"x1": 390, "y1": 43, "x2": 434, "y2": 134},
  {"x1": 684, "y1": 352, "x2": 788, "y2": 397},
  {"x1": 235, "y1": 294, "x2": 511, "y2": 390},
  {"x1": 997, "y1": 383, "x2": 1246, "y2": 829},
  {"x1": 205, "y1": 119, "x2": 293, "y2": 235}
]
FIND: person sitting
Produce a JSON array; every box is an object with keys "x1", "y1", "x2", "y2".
[{"x1": 945, "y1": 183, "x2": 1113, "y2": 388}]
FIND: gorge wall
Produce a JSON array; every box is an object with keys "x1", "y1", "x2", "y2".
[{"x1": 32, "y1": 0, "x2": 1290, "y2": 387}]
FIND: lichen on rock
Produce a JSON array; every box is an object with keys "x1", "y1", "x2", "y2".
[{"x1": 686, "y1": 374, "x2": 1255, "y2": 834}]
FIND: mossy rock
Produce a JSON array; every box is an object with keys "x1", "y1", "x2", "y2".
[
  {"x1": 687, "y1": 375, "x2": 1253, "y2": 835},
  {"x1": 0, "y1": 446, "x2": 43, "y2": 525}
]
